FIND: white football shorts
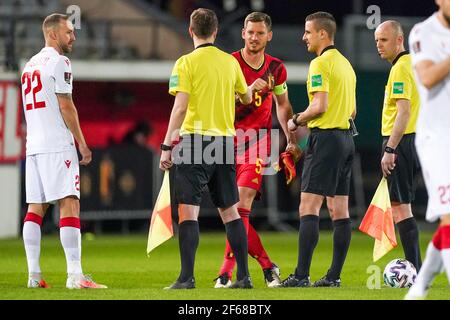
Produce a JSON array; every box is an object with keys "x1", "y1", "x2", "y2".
[
  {"x1": 26, "y1": 149, "x2": 80, "y2": 204},
  {"x1": 415, "y1": 136, "x2": 450, "y2": 222}
]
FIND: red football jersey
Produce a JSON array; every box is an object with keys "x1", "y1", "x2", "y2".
[
  {"x1": 233, "y1": 50, "x2": 287, "y2": 132},
  {"x1": 233, "y1": 50, "x2": 287, "y2": 164}
]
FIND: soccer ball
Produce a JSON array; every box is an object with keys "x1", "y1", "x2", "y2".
[{"x1": 383, "y1": 259, "x2": 417, "y2": 288}]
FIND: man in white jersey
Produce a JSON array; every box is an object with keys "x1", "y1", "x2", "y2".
[
  {"x1": 405, "y1": 0, "x2": 450, "y2": 300},
  {"x1": 21, "y1": 13, "x2": 106, "y2": 289}
]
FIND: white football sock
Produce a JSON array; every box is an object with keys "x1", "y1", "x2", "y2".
[
  {"x1": 23, "y1": 221, "x2": 42, "y2": 275},
  {"x1": 410, "y1": 242, "x2": 442, "y2": 295},
  {"x1": 60, "y1": 226, "x2": 83, "y2": 275}
]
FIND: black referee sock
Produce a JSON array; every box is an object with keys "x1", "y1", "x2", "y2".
[
  {"x1": 178, "y1": 220, "x2": 199, "y2": 282},
  {"x1": 225, "y1": 219, "x2": 249, "y2": 281},
  {"x1": 328, "y1": 218, "x2": 352, "y2": 280},
  {"x1": 295, "y1": 215, "x2": 319, "y2": 279},
  {"x1": 397, "y1": 217, "x2": 422, "y2": 271}
]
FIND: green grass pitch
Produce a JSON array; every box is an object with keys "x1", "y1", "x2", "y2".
[{"x1": 0, "y1": 231, "x2": 448, "y2": 300}]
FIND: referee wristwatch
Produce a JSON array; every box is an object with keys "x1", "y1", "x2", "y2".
[
  {"x1": 292, "y1": 113, "x2": 301, "y2": 126},
  {"x1": 160, "y1": 143, "x2": 173, "y2": 151},
  {"x1": 384, "y1": 146, "x2": 396, "y2": 154}
]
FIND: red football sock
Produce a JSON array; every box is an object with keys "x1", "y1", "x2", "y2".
[
  {"x1": 218, "y1": 241, "x2": 235, "y2": 278},
  {"x1": 238, "y1": 208, "x2": 250, "y2": 233},
  {"x1": 218, "y1": 208, "x2": 250, "y2": 277},
  {"x1": 248, "y1": 223, "x2": 273, "y2": 269}
]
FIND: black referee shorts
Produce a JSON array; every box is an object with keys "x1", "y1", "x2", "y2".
[
  {"x1": 172, "y1": 134, "x2": 239, "y2": 208},
  {"x1": 301, "y1": 128, "x2": 355, "y2": 197},
  {"x1": 382, "y1": 134, "x2": 420, "y2": 203}
]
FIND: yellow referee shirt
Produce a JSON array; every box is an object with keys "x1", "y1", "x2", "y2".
[
  {"x1": 381, "y1": 52, "x2": 420, "y2": 136},
  {"x1": 306, "y1": 46, "x2": 356, "y2": 129},
  {"x1": 169, "y1": 44, "x2": 248, "y2": 137}
]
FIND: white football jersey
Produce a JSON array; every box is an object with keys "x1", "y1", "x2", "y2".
[
  {"x1": 409, "y1": 13, "x2": 450, "y2": 138},
  {"x1": 21, "y1": 47, "x2": 75, "y2": 155},
  {"x1": 410, "y1": 14, "x2": 450, "y2": 222}
]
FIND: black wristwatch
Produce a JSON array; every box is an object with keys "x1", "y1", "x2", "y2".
[
  {"x1": 160, "y1": 143, "x2": 172, "y2": 151},
  {"x1": 384, "y1": 146, "x2": 396, "y2": 154},
  {"x1": 292, "y1": 113, "x2": 301, "y2": 126}
]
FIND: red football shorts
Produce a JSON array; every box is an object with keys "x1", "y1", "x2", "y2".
[{"x1": 236, "y1": 158, "x2": 264, "y2": 193}]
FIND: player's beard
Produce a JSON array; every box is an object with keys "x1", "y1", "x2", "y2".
[
  {"x1": 444, "y1": 12, "x2": 450, "y2": 27},
  {"x1": 247, "y1": 42, "x2": 267, "y2": 54},
  {"x1": 61, "y1": 43, "x2": 73, "y2": 54}
]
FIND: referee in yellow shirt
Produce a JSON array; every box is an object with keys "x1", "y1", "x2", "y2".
[
  {"x1": 279, "y1": 12, "x2": 356, "y2": 288},
  {"x1": 159, "y1": 8, "x2": 258, "y2": 289},
  {"x1": 375, "y1": 20, "x2": 421, "y2": 271}
]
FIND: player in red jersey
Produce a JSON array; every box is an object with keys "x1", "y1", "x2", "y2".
[{"x1": 214, "y1": 12, "x2": 301, "y2": 288}]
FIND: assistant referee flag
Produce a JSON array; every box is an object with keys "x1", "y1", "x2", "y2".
[
  {"x1": 147, "y1": 171, "x2": 173, "y2": 255},
  {"x1": 359, "y1": 178, "x2": 398, "y2": 261}
]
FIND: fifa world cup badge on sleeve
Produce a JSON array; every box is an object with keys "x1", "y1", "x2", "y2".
[{"x1": 64, "y1": 72, "x2": 72, "y2": 84}]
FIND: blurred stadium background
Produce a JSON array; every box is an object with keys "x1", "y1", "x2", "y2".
[{"x1": 0, "y1": 0, "x2": 439, "y2": 238}]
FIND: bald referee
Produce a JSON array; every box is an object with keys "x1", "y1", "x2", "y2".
[
  {"x1": 159, "y1": 8, "x2": 254, "y2": 289},
  {"x1": 375, "y1": 20, "x2": 422, "y2": 271},
  {"x1": 279, "y1": 12, "x2": 356, "y2": 288}
]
